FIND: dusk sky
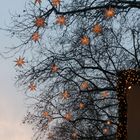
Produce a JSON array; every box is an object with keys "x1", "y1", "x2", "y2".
[{"x1": 0, "y1": 0, "x2": 33, "y2": 139}]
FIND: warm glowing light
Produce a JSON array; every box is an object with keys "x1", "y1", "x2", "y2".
[
  {"x1": 51, "y1": 64, "x2": 59, "y2": 73},
  {"x1": 92, "y1": 24, "x2": 102, "y2": 34},
  {"x1": 64, "y1": 113, "x2": 72, "y2": 121},
  {"x1": 42, "y1": 112, "x2": 49, "y2": 117},
  {"x1": 101, "y1": 91, "x2": 109, "y2": 97},
  {"x1": 62, "y1": 90, "x2": 69, "y2": 99},
  {"x1": 15, "y1": 57, "x2": 25, "y2": 67},
  {"x1": 80, "y1": 81, "x2": 89, "y2": 89},
  {"x1": 116, "y1": 69, "x2": 140, "y2": 139},
  {"x1": 128, "y1": 86, "x2": 132, "y2": 90},
  {"x1": 81, "y1": 36, "x2": 90, "y2": 45},
  {"x1": 103, "y1": 128, "x2": 109, "y2": 134},
  {"x1": 105, "y1": 8, "x2": 115, "y2": 18},
  {"x1": 35, "y1": 17, "x2": 45, "y2": 27},
  {"x1": 79, "y1": 102, "x2": 85, "y2": 109},
  {"x1": 106, "y1": 120, "x2": 111, "y2": 125},
  {"x1": 28, "y1": 83, "x2": 36, "y2": 91},
  {"x1": 52, "y1": 0, "x2": 60, "y2": 6},
  {"x1": 56, "y1": 16, "x2": 66, "y2": 25},
  {"x1": 32, "y1": 32, "x2": 40, "y2": 42}
]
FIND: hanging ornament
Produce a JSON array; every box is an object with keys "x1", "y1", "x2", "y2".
[
  {"x1": 52, "y1": 0, "x2": 60, "y2": 6},
  {"x1": 28, "y1": 83, "x2": 36, "y2": 91},
  {"x1": 106, "y1": 120, "x2": 111, "y2": 125},
  {"x1": 79, "y1": 102, "x2": 85, "y2": 109},
  {"x1": 42, "y1": 111, "x2": 49, "y2": 117},
  {"x1": 81, "y1": 36, "x2": 90, "y2": 45},
  {"x1": 92, "y1": 24, "x2": 102, "y2": 34},
  {"x1": 128, "y1": 86, "x2": 132, "y2": 90},
  {"x1": 80, "y1": 81, "x2": 89, "y2": 89},
  {"x1": 35, "y1": 17, "x2": 45, "y2": 27},
  {"x1": 101, "y1": 91, "x2": 109, "y2": 97},
  {"x1": 105, "y1": 8, "x2": 115, "y2": 18},
  {"x1": 35, "y1": 0, "x2": 42, "y2": 4},
  {"x1": 51, "y1": 64, "x2": 59, "y2": 73},
  {"x1": 103, "y1": 128, "x2": 109, "y2": 135},
  {"x1": 56, "y1": 16, "x2": 66, "y2": 25},
  {"x1": 32, "y1": 32, "x2": 40, "y2": 42},
  {"x1": 62, "y1": 90, "x2": 69, "y2": 99},
  {"x1": 64, "y1": 112, "x2": 72, "y2": 121},
  {"x1": 15, "y1": 57, "x2": 25, "y2": 67}
]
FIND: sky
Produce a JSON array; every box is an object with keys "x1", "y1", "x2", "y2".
[{"x1": 0, "y1": 0, "x2": 33, "y2": 140}]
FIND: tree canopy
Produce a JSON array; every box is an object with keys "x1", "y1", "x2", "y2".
[{"x1": 5, "y1": 0, "x2": 140, "y2": 140}]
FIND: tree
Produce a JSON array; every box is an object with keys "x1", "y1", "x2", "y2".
[{"x1": 5, "y1": 0, "x2": 140, "y2": 140}]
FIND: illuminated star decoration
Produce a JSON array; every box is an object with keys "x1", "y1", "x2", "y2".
[
  {"x1": 42, "y1": 112, "x2": 52, "y2": 122},
  {"x1": 35, "y1": 0, "x2": 41, "y2": 4},
  {"x1": 56, "y1": 16, "x2": 66, "y2": 25},
  {"x1": 106, "y1": 120, "x2": 111, "y2": 125},
  {"x1": 35, "y1": 17, "x2": 45, "y2": 27},
  {"x1": 52, "y1": 0, "x2": 60, "y2": 6},
  {"x1": 64, "y1": 112, "x2": 72, "y2": 121},
  {"x1": 80, "y1": 81, "x2": 89, "y2": 90},
  {"x1": 81, "y1": 36, "x2": 90, "y2": 45},
  {"x1": 32, "y1": 32, "x2": 40, "y2": 42},
  {"x1": 51, "y1": 64, "x2": 59, "y2": 73},
  {"x1": 105, "y1": 8, "x2": 115, "y2": 18},
  {"x1": 42, "y1": 111, "x2": 49, "y2": 117},
  {"x1": 15, "y1": 57, "x2": 25, "y2": 67},
  {"x1": 28, "y1": 83, "x2": 36, "y2": 91},
  {"x1": 79, "y1": 102, "x2": 85, "y2": 109},
  {"x1": 101, "y1": 91, "x2": 109, "y2": 98},
  {"x1": 62, "y1": 90, "x2": 70, "y2": 99},
  {"x1": 103, "y1": 128, "x2": 109, "y2": 135},
  {"x1": 92, "y1": 24, "x2": 102, "y2": 34}
]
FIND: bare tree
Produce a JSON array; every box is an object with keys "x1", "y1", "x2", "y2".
[{"x1": 4, "y1": 0, "x2": 140, "y2": 140}]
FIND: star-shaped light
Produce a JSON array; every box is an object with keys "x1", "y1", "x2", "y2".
[
  {"x1": 56, "y1": 16, "x2": 66, "y2": 25},
  {"x1": 62, "y1": 90, "x2": 69, "y2": 99},
  {"x1": 79, "y1": 102, "x2": 85, "y2": 109},
  {"x1": 35, "y1": 17, "x2": 45, "y2": 27},
  {"x1": 52, "y1": 0, "x2": 60, "y2": 6},
  {"x1": 92, "y1": 24, "x2": 102, "y2": 34},
  {"x1": 105, "y1": 8, "x2": 115, "y2": 18},
  {"x1": 80, "y1": 81, "x2": 89, "y2": 90},
  {"x1": 35, "y1": 0, "x2": 41, "y2": 4},
  {"x1": 42, "y1": 111, "x2": 49, "y2": 117},
  {"x1": 103, "y1": 128, "x2": 109, "y2": 135},
  {"x1": 51, "y1": 64, "x2": 59, "y2": 73},
  {"x1": 15, "y1": 57, "x2": 25, "y2": 67},
  {"x1": 81, "y1": 36, "x2": 90, "y2": 45},
  {"x1": 128, "y1": 86, "x2": 132, "y2": 90},
  {"x1": 106, "y1": 120, "x2": 111, "y2": 125},
  {"x1": 64, "y1": 112, "x2": 72, "y2": 121},
  {"x1": 32, "y1": 32, "x2": 40, "y2": 42},
  {"x1": 28, "y1": 83, "x2": 36, "y2": 91},
  {"x1": 101, "y1": 91, "x2": 109, "y2": 97}
]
